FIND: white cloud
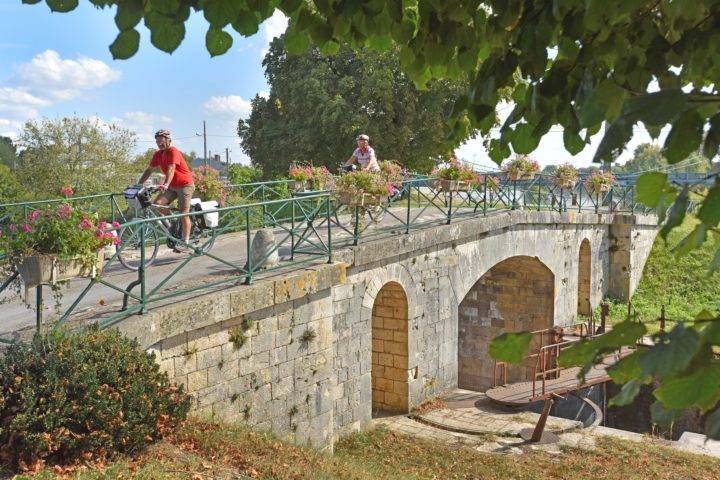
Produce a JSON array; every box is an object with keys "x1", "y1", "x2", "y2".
[
  {"x1": 15, "y1": 50, "x2": 121, "y2": 102},
  {"x1": 0, "y1": 86, "x2": 49, "y2": 119},
  {"x1": 202, "y1": 95, "x2": 252, "y2": 119},
  {"x1": 258, "y1": 90, "x2": 270, "y2": 99},
  {"x1": 260, "y1": 11, "x2": 288, "y2": 58},
  {"x1": 111, "y1": 111, "x2": 173, "y2": 145},
  {"x1": 0, "y1": 118, "x2": 23, "y2": 139}
]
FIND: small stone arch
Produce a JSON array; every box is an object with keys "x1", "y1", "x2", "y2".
[
  {"x1": 458, "y1": 255, "x2": 555, "y2": 391},
  {"x1": 359, "y1": 264, "x2": 416, "y2": 415},
  {"x1": 578, "y1": 239, "x2": 592, "y2": 316}
]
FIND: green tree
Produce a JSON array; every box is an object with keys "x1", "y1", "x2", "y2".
[
  {"x1": 615, "y1": 144, "x2": 715, "y2": 175},
  {"x1": 0, "y1": 136, "x2": 17, "y2": 171},
  {"x1": 0, "y1": 164, "x2": 24, "y2": 203},
  {"x1": 227, "y1": 164, "x2": 263, "y2": 185},
  {"x1": 239, "y1": 39, "x2": 468, "y2": 178},
  {"x1": 16, "y1": 117, "x2": 138, "y2": 199}
]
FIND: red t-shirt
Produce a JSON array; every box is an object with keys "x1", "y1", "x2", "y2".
[{"x1": 150, "y1": 146, "x2": 194, "y2": 187}]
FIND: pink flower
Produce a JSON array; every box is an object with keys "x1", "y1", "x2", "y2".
[
  {"x1": 95, "y1": 229, "x2": 105, "y2": 238},
  {"x1": 112, "y1": 221, "x2": 121, "y2": 230},
  {"x1": 28, "y1": 210, "x2": 41, "y2": 221},
  {"x1": 9, "y1": 224, "x2": 17, "y2": 233},
  {"x1": 58, "y1": 205, "x2": 72, "y2": 219},
  {"x1": 78, "y1": 217, "x2": 94, "y2": 230},
  {"x1": 113, "y1": 237, "x2": 122, "y2": 246},
  {"x1": 60, "y1": 186, "x2": 74, "y2": 196},
  {"x1": 22, "y1": 224, "x2": 31, "y2": 232}
]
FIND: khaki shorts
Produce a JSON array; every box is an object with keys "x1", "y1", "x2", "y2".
[{"x1": 158, "y1": 185, "x2": 195, "y2": 211}]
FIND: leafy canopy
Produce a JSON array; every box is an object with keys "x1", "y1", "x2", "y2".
[{"x1": 238, "y1": 38, "x2": 468, "y2": 178}]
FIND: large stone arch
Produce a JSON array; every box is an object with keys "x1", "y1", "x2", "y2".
[
  {"x1": 458, "y1": 255, "x2": 555, "y2": 391},
  {"x1": 578, "y1": 239, "x2": 592, "y2": 316}
]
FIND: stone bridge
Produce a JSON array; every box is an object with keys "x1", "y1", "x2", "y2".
[{"x1": 116, "y1": 210, "x2": 657, "y2": 450}]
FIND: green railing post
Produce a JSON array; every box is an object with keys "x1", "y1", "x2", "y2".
[
  {"x1": 405, "y1": 183, "x2": 411, "y2": 234},
  {"x1": 245, "y1": 208, "x2": 253, "y2": 284},
  {"x1": 536, "y1": 182, "x2": 541, "y2": 211},
  {"x1": 447, "y1": 193, "x2": 453, "y2": 224},
  {"x1": 511, "y1": 180, "x2": 517, "y2": 210},
  {"x1": 483, "y1": 179, "x2": 488, "y2": 216},
  {"x1": 290, "y1": 199, "x2": 296, "y2": 261},
  {"x1": 139, "y1": 223, "x2": 146, "y2": 314},
  {"x1": 326, "y1": 195, "x2": 332, "y2": 263},
  {"x1": 35, "y1": 285, "x2": 42, "y2": 334}
]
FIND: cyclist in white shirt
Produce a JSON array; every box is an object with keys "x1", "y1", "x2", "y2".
[{"x1": 345, "y1": 134, "x2": 380, "y2": 172}]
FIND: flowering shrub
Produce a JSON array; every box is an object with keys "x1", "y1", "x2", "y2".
[
  {"x1": 288, "y1": 165, "x2": 313, "y2": 182},
  {"x1": 0, "y1": 325, "x2": 190, "y2": 471},
  {"x1": 552, "y1": 163, "x2": 580, "y2": 188},
  {"x1": 502, "y1": 154, "x2": 540, "y2": 175},
  {"x1": 379, "y1": 160, "x2": 404, "y2": 185},
  {"x1": 431, "y1": 161, "x2": 478, "y2": 182},
  {"x1": 584, "y1": 171, "x2": 616, "y2": 189},
  {"x1": 334, "y1": 170, "x2": 391, "y2": 197},
  {"x1": 0, "y1": 201, "x2": 119, "y2": 269},
  {"x1": 192, "y1": 166, "x2": 229, "y2": 206},
  {"x1": 309, "y1": 166, "x2": 334, "y2": 190}
]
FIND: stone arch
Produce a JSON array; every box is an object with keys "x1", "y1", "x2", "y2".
[
  {"x1": 458, "y1": 255, "x2": 555, "y2": 391},
  {"x1": 371, "y1": 281, "x2": 409, "y2": 413},
  {"x1": 578, "y1": 239, "x2": 592, "y2": 316},
  {"x1": 358, "y1": 264, "x2": 416, "y2": 415}
]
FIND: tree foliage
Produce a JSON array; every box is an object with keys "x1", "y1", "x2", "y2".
[
  {"x1": 16, "y1": 117, "x2": 139, "y2": 199},
  {"x1": 238, "y1": 38, "x2": 468, "y2": 178},
  {"x1": 614, "y1": 144, "x2": 716, "y2": 175},
  {"x1": 0, "y1": 136, "x2": 17, "y2": 171}
]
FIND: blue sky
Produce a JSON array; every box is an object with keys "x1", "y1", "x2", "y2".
[{"x1": 0, "y1": 1, "x2": 666, "y2": 169}]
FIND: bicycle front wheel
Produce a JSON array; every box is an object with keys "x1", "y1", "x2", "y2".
[{"x1": 117, "y1": 222, "x2": 160, "y2": 270}]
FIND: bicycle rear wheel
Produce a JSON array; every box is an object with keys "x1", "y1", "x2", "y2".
[
  {"x1": 333, "y1": 203, "x2": 353, "y2": 228},
  {"x1": 367, "y1": 201, "x2": 387, "y2": 223},
  {"x1": 117, "y1": 222, "x2": 160, "y2": 270},
  {"x1": 189, "y1": 225, "x2": 217, "y2": 254}
]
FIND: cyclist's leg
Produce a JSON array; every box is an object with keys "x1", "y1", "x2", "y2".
[{"x1": 175, "y1": 186, "x2": 195, "y2": 243}]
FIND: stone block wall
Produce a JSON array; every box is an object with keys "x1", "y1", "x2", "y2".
[{"x1": 148, "y1": 290, "x2": 336, "y2": 450}]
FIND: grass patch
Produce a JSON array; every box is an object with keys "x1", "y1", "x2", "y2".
[{"x1": 7, "y1": 419, "x2": 720, "y2": 479}]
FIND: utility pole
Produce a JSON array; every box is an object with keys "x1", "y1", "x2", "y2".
[{"x1": 203, "y1": 120, "x2": 208, "y2": 168}]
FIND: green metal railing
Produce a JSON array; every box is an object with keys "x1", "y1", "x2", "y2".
[{"x1": 1, "y1": 173, "x2": 647, "y2": 343}]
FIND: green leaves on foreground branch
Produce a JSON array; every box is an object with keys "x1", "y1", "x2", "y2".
[{"x1": 489, "y1": 319, "x2": 720, "y2": 438}]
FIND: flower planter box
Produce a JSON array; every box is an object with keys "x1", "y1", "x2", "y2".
[
  {"x1": 588, "y1": 183, "x2": 611, "y2": 194},
  {"x1": 439, "y1": 179, "x2": 473, "y2": 192},
  {"x1": 557, "y1": 179, "x2": 577, "y2": 190},
  {"x1": 336, "y1": 192, "x2": 384, "y2": 207},
  {"x1": 508, "y1": 170, "x2": 536, "y2": 181},
  {"x1": 289, "y1": 180, "x2": 311, "y2": 192},
  {"x1": 17, "y1": 250, "x2": 104, "y2": 289}
]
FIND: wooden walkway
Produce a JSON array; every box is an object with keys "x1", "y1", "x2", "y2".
[{"x1": 486, "y1": 354, "x2": 619, "y2": 407}]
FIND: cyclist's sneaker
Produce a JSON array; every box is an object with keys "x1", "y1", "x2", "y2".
[{"x1": 173, "y1": 243, "x2": 190, "y2": 254}]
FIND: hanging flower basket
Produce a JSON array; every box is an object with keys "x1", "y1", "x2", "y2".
[
  {"x1": 337, "y1": 191, "x2": 384, "y2": 207},
  {"x1": 558, "y1": 179, "x2": 576, "y2": 190},
  {"x1": 588, "y1": 183, "x2": 611, "y2": 194},
  {"x1": 508, "y1": 170, "x2": 536, "y2": 181},
  {"x1": 17, "y1": 250, "x2": 105, "y2": 289},
  {"x1": 440, "y1": 179, "x2": 473, "y2": 192},
  {"x1": 289, "y1": 180, "x2": 312, "y2": 192}
]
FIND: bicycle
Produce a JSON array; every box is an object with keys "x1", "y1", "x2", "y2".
[
  {"x1": 333, "y1": 165, "x2": 390, "y2": 228},
  {"x1": 117, "y1": 185, "x2": 218, "y2": 270}
]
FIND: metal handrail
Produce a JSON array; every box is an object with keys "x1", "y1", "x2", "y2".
[{"x1": 2, "y1": 173, "x2": 650, "y2": 342}]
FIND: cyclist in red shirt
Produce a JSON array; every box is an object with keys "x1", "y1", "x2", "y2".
[{"x1": 138, "y1": 129, "x2": 195, "y2": 252}]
